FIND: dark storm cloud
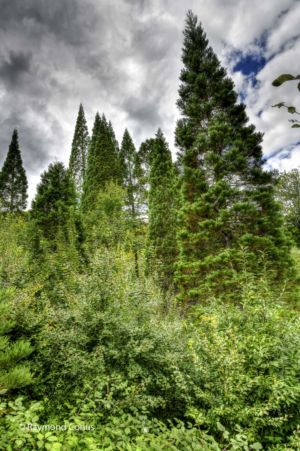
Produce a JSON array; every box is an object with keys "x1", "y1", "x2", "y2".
[
  {"x1": 122, "y1": 96, "x2": 162, "y2": 126},
  {"x1": 0, "y1": 51, "x2": 32, "y2": 87},
  {"x1": 0, "y1": 0, "x2": 297, "y2": 200},
  {"x1": 0, "y1": 0, "x2": 96, "y2": 46},
  {"x1": 0, "y1": 0, "x2": 100, "y2": 180},
  {"x1": 0, "y1": 0, "x2": 183, "y2": 201}
]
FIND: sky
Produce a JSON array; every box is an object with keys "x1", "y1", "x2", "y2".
[{"x1": 0, "y1": 0, "x2": 300, "y2": 202}]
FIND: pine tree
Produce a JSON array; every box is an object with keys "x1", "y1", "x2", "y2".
[
  {"x1": 82, "y1": 114, "x2": 121, "y2": 211},
  {"x1": 31, "y1": 162, "x2": 78, "y2": 253},
  {"x1": 0, "y1": 288, "x2": 32, "y2": 394},
  {"x1": 108, "y1": 120, "x2": 120, "y2": 153},
  {"x1": 120, "y1": 129, "x2": 145, "y2": 275},
  {"x1": 0, "y1": 130, "x2": 28, "y2": 212},
  {"x1": 30, "y1": 162, "x2": 82, "y2": 302},
  {"x1": 120, "y1": 129, "x2": 142, "y2": 217},
  {"x1": 69, "y1": 104, "x2": 89, "y2": 196},
  {"x1": 175, "y1": 11, "x2": 291, "y2": 305},
  {"x1": 146, "y1": 129, "x2": 178, "y2": 289}
]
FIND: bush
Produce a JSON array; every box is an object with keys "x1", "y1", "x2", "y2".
[{"x1": 186, "y1": 278, "x2": 300, "y2": 447}]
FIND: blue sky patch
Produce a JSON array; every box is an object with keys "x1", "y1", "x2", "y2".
[{"x1": 234, "y1": 53, "x2": 266, "y2": 77}]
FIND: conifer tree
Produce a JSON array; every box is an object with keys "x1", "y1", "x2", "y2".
[
  {"x1": 175, "y1": 11, "x2": 291, "y2": 305},
  {"x1": 82, "y1": 114, "x2": 121, "y2": 211},
  {"x1": 31, "y1": 162, "x2": 78, "y2": 254},
  {"x1": 146, "y1": 130, "x2": 178, "y2": 288},
  {"x1": 120, "y1": 129, "x2": 142, "y2": 217},
  {"x1": 120, "y1": 129, "x2": 145, "y2": 275},
  {"x1": 69, "y1": 103, "x2": 89, "y2": 196},
  {"x1": 108, "y1": 120, "x2": 119, "y2": 153},
  {"x1": 0, "y1": 130, "x2": 28, "y2": 212}
]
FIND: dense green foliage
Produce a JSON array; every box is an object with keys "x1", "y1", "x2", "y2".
[
  {"x1": 0, "y1": 130, "x2": 28, "y2": 212},
  {"x1": 0, "y1": 10, "x2": 299, "y2": 451},
  {"x1": 69, "y1": 104, "x2": 90, "y2": 197},
  {"x1": 82, "y1": 113, "x2": 121, "y2": 212},
  {"x1": 120, "y1": 129, "x2": 142, "y2": 219},
  {"x1": 175, "y1": 11, "x2": 292, "y2": 305},
  {"x1": 30, "y1": 162, "x2": 79, "y2": 254},
  {"x1": 276, "y1": 169, "x2": 300, "y2": 246},
  {"x1": 0, "y1": 289, "x2": 33, "y2": 394},
  {"x1": 146, "y1": 129, "x2": 178, "y2": 289}
]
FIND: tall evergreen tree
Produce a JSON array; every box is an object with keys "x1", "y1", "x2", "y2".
[
  {"x1": 120, "y1": 129, "x2": 142, "y2": 217},
  {"x1": 120, "y1": 129, "x2": 145, "y2": 275},
  {"x1": 175, "y1": 11, "x2": 291, "y2": 305},
  {"x1": 146, "y1": 130, "x2": 178, "y2": 289},
  {"x1": 108, "y1": 120, "x2": 120, "y2": 154},
  {"x1": 0, "y1": 130, "x2": 28, "y2": 212},
  {"x1": 31, "y1": 162, "x2": 78, "y2": 253},
  {"x1": 69, "y1": 104, "x2": 89, "y2": 196},
  {"x1": 82, "y1": 114, "x2": 121, "y2": 211}
]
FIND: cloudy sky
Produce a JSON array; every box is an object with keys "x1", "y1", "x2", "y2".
[{"x1": 0, "y1": 0, "x2": 300, "y2": 202}]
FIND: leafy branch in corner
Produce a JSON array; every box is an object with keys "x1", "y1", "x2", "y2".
[{"x1": 272, "y1": 73, "x2": 300, "y2": 128}]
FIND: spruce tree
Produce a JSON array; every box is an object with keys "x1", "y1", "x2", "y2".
[
  {"x1": 0, "y1": 130, "x2": 28, "y2": 212},
  {"x1": 31, "y1": 162, "x2": 78, "y2": 253},
  {"x1": 69, "y1": 103, "x2": 89, "y2": 196},
  {"x1": 108, "y1": 120, "x2": 120, "y2": 153},
  {"x1": 82, "y1": 114, "x2": 121, "y2": 211},
  {"x1": 120, "y1": 129, "x2": 145, "y2": 275},
  {"x1": 175, "y1": 11, "x2": 291, "y2": 305},
  {"x1": 146, "y1": 129, "x2": 178, "y2": 289},
  {"x1": 120, "y1": 129, "x2": 142, "y2": 217}
]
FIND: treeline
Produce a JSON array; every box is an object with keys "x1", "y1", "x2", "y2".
[
  {"x1": 0, "y1": 12, "x2": 294, "y2": 303},
  {"x1": 0, "y1": 10, "x2": 300, "y2": 450}
]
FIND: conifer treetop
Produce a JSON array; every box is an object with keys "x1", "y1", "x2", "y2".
[
  {"x1": 0, "y1": 129, "x2": 28, "y2": 212},
  {"x1": 69, "y1": 103, "x2": 89, "y2": 196}
]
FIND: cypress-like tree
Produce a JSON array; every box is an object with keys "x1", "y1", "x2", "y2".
[
  {"x1": 0, "y1": 130, "x2": 28, "y2": 212},
  {"x1": 120, "y1": 129, "x2": 142, "y2": 217},
  {"x1": 120, "y1": 129, "x2": 145, "y2": 275},
  {"x1": 69, "y1": 104, "x2": 89, "y2": 196},
  {"x1": 146, "y1": 129, "x2": 178, "y2": 288},
  {"x1": 31, "y1": 162, "x2": 78, "y2": 253},
  {"x1": 108, "y1": 120, "x2": 119, "y2": 154},
  {"x1": 82, "y1": 114, "x2": 121, "y2": 211},
  {"x1": 175, "y1": 11, "x2": 291, "y2": 305}
]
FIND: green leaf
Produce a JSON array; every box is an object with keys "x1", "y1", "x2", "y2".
[
  {"x1": 216, "y1": 421, "x2": 226, "y2": 432},
  {"x1": 50, "y1": 444, "x2": 62, "y2": 450},
  {"x1": 292, "y1": 124, "x2": 300, "y2": 128},
  {"x1": 252, "y1": 443, "x2": 263, "y2": 450},
  {"x1": 46, "y1": 435, "x2": 57, "y2": 442},
  {"x1": 272, "y1": 74, "x2": 297, "y2": 86},
  {"x1": 288, "y1": 106, "x2": 296, "y2": 114},
  {"x1": 298, "y1": 82, "x2": 300, "y2": 92}
]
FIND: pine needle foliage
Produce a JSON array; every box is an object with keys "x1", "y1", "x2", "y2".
[
  {"x1": 82, "y1": 114, "x2": 121, "y2": 212},
  {"x1": 69, "y1": 103, "x2": 89, "y2": 197},
  {"x1": 146, "y1": 129, "x2": 178, "y2": 289},
  {"x1": 175, "y1": 11, "x2": 292, "y2": 304},
  {"x1": 0, "y1": 130, "x2": 28, "y2": 212}
]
